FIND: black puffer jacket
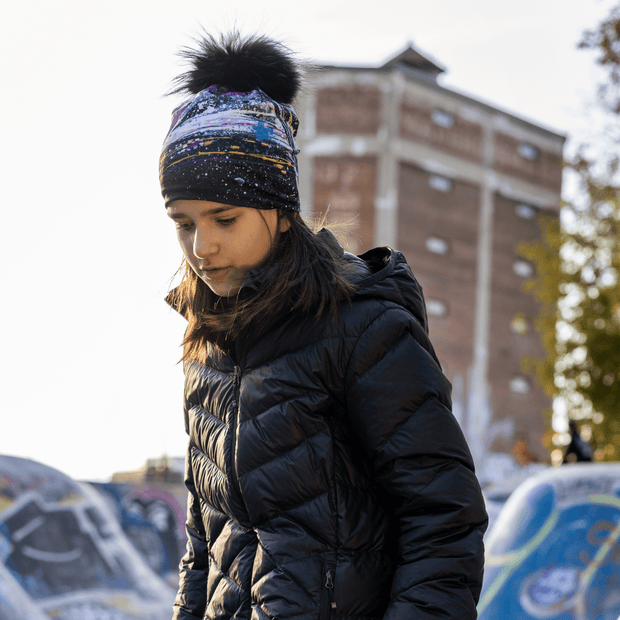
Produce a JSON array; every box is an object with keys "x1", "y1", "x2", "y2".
[{"x1": 172, "y1": 242, "x2": 487, "y2": 620}]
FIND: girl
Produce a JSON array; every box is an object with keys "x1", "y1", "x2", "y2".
[{"x1": 160, "y1": 33, "x2": 487, "y2": 620}]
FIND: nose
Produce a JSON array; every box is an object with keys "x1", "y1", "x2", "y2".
[{"x1": 192, "y1": 225, "x2": 218, "y2": 259}]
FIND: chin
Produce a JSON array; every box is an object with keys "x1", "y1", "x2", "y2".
[{"x1": 206, "y1": 282, "x2": 241, "y2": 298}]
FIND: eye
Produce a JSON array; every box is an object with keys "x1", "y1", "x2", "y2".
[
  {"x1": 174, "y1": 221, "x2": 194, "y2": 231},
  {"x1": 217, "y1": 217, "x2": 236, "y2": 227}
]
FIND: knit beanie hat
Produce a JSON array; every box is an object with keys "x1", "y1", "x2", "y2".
[{"x1": 160, "y1": 33, "x2": 303, "y2": 212}]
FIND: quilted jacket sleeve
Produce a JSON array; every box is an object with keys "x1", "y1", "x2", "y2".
[
  {"x1": 344, "y1": 306, "x2": 488, "y2": 620},
  {"x1": 172, "y1": 449, "x2": 210, "y2": 620}
]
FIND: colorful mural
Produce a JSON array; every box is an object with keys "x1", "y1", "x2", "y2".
[
  {"x1": 0, "y1": 455, "x2": 175, "y2": 619},
  {"x1": 0, "y1": 561, "x2": 49, "y2": 620},
  {"x1": 90, "y1": 482, "x2": 186, "y2": 585},
  {"x1": 479, "y1": 463, "x2": 620, "y2": 620}
]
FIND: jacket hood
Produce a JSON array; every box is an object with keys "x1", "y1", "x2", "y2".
[
  {"x1": 344, "y1": 245, "x2": 429, "y2": 334},
  {"x1": 313, "y1": 227, "x2": 428, "y2": 334}
]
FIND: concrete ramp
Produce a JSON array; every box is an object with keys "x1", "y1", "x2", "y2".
[{"x1": 0, "y1": 455, "x2": 175, "y2": 619}]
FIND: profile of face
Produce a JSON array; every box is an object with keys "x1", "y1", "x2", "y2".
[{"x1": 167, "y1": 199, "x2": 290, "y2": 297}]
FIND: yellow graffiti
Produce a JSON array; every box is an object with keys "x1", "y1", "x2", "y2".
[
  {"x1": 0, "y1": 496, "x2": 14, "y2": 513},
  {"x1": 480, "y1": 494, "x2": 620, "y2": 616},
  {"x1": 478, "y1": 508, "x2": 560, "y2": 614}
]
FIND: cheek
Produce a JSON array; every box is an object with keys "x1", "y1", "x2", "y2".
[
  {"x1": 247, "y1": 232, "x2": 274, "y2": 266},
  {"x1": 176, "y1": 231, "x2": 198, "y2": 267},
  {"x1": 176, "y1": 230, "x2": 191, "y2": 255}
]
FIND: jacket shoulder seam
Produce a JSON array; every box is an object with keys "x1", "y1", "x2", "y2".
[{"x1": 343, "y1": 302, "x2": 416, "y2": 389}]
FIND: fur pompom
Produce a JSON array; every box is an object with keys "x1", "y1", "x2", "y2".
[{"x1": 169, "y1": 31, "x2": 302, "y2": 104}]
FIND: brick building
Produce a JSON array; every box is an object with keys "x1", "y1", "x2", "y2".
[{"x1": 294, "y1": 46, "x2": 565, "y2": 477}]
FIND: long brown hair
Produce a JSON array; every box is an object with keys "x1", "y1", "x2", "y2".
[{"x1": 168, "y1": 211, "x2": 356, "y2": 362}]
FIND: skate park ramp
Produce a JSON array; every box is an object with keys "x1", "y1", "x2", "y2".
[
  {"x1": 0, "y1": 455, "x2": 174, "y2": 620},
  {"x1": 479, "y1": 463, "x2": 620, "y2": 620}
]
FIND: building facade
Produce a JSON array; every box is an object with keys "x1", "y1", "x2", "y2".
[{"x1": 294, "y1": 47, "x2": 565, "y2": 477}]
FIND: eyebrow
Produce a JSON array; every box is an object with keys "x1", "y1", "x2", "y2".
[
  {"x1": 167, "y1": 205, "x2": 236, "y2": 220},
  {"x1": 201, "y1": 206, "x2": 235, "y2": 216}
]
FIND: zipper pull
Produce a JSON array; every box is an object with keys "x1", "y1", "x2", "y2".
[
  {"x1": 325, "y1": 569, "x2": 333, "y2": 589},
  {"x1": 233, "y1": 366, "x2": 241, "y2": 387}
]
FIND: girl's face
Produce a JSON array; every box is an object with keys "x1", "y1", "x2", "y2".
[{"x1": 167, "y1": 200, "x2": 289, "y2": 297}]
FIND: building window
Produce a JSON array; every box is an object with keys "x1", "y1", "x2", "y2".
[
  {"x1": 510, "y1": 376, "x2": 530, "y2": 394},
  {"x1": 428, "y1": 175, "x2": 452, "y2": 192},
  {"x1": 518, "y1": 142, "x2": 538, "y2": 160},
  {"x1": 425, "y1": 236, "x2": 449, "y2": 255},
  {"x1": 426, "y1": 299, "x2": 447, "y2": 317},
  {"x1": 431, "y1": 109, "x2": 454, "y2": 128},
  {"x1": 513, "y1": 260, "x2": 534, "y2": 278},
  {"x1": 515, "y1": 203, "x2": 537, "y2": 219}
]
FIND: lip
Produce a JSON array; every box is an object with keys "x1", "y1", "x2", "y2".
[{"x1": 200, "y1": 266, "x2": 230, "y2": 279}]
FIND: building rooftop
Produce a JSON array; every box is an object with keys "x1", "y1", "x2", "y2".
[
  {"x1": 319, "y1": 45, "x2": 566, "y2": 142},
  {"x1": 379, "y1": 45, "x2": 445, "y2": 82}
]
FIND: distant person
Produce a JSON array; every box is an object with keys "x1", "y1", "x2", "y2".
[
  {"x1": 159, "y1": 32, "x2": 487, "y2": 620},
  {"x1": 563, "y1": 420, "x2": 593, "y2": 463}
]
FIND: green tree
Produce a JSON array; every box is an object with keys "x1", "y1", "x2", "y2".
[
  {"x1": 521, "y1": 4, "x2": 620, "y2": 461},
  {"x1": 521, "y1": 161, "x2": 620, "y2": 461}
]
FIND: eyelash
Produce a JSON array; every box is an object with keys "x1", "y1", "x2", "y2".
[{"x1": 174, "y1": 215, "x2": 237, "y2": 232}]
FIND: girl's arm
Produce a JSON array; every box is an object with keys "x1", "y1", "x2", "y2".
[
  {"x1": 345, "y1": 305, "x2": 488, "y2": 620},
  {"x1": 172, "y1": 448, "x2": 210, "y2": 620}
]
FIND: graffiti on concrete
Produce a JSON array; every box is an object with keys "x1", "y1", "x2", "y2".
[
  {"x1": 90, "y1": 482, "x2": 186, "y2": 580},
  {"x1": 2, "y1": 491, "x2": 133, "y2": 597},
  {"x1": 0, "y1": 455, "x2": 174, "y2": 619},
  {"x1": 479, "y1": 463, "x2": 620, "y2": 620},
  {"x1": 0, "y1": 561, "x2": 49, "y2": 620}
]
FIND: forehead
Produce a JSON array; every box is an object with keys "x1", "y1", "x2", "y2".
[{"x1": 166, "y1": 199, "x2": 236, "y2": 218}]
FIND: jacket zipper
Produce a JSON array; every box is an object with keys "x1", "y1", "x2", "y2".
[
  {"x1": 230, "y1": 365, "x2": 243, "y2": 501},
  {"x1": 320, "y1": 565, "x2": 335, "y2": 620}
]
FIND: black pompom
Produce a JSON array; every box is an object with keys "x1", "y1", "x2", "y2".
[{"x1": 169, "y1": 31, "x2": 302, "y2": 104}]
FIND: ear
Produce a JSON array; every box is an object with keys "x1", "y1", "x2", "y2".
[{"x1": 278, "y1": 211, "x2": 292, "y2": 233}]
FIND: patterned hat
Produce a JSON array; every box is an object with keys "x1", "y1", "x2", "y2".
[{"x1": 160, "y1": 84, "x2": 300, "y2": 212}]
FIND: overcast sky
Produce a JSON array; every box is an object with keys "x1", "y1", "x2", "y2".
[{"x1": 0, "y1": 0, "x2": 615, "y2": 481}]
